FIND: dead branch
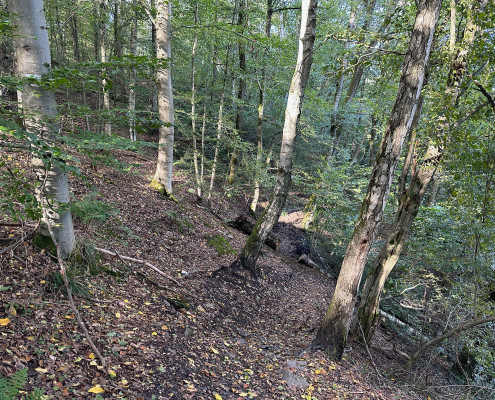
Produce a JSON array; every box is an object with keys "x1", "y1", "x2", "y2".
[
  {"x1": 40, "y1": 203, "x2": 106, "y2": 367},
  {"x1": 406, "y1": 313, "x2": 495, "y2": 369},
  {"x1": 94, "y1": 246, "x2": 196, "y2": 299}
]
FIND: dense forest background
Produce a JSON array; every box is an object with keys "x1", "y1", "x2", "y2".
[{"x1": 1, "y1": 0, "x2": 495, "y2": 398}]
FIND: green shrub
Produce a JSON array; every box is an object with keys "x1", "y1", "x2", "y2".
[{"x1": 0, "y1": 368, "x2": 45, "y2": 400}]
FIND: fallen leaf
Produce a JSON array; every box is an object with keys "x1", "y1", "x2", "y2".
[
  {"x1": 88, "y1": 353, "x2": 95, "y2": 360},
  {"x1": 35, "y1": 368, "x2": 48, "y2": 373},
  {"x1": 210, "y1": 347, "x2": 219, "y2": 354},
  {"x1": 0, "y1": 318, "x2": 11, "y2": 326},
  {"x1": 115, "y1": 312, "x2": 121, "y2": 318},
  {"x1": 214, "y1": 394, "x2": 222, "y2": 400},
  {"x1": 88, "y1": 385, "x2": 105, "y2": 393}
]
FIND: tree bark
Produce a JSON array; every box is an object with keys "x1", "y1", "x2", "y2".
[
  {"x1": 8, "y1": 0, "x2": 75, "y2": 258},
  {"x1": 312, "y1": 0, "x2": 441, "y2": 360},
  {"x1": 351, "y1": 0, "x2": 488, "y2": 345},
  {"x1": 238, "y1": 0, "x2": 317, "y2": 274},
  {"x1": 191, "y1": 1, "x2": 201, "y2": 199},
  {"x1": 250, "y1": 0, "x2": 273, "y2": 213},
  {"x1": 227, "y1": 0, "x2": 247, "y2": 186},
  {"x1": 99, "y1": 0, "x2": 111, "y2": 136},
  {"x1": 152, "y1": 0, "x2": 175, "y2": 196},
  {"x1": 128, "y1": 0, "x2": 137, "y2": 141}
]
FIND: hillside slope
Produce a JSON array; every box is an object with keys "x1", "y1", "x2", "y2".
[{"x1": 1, "y1": 147, "x2": 454, "y2": 399}]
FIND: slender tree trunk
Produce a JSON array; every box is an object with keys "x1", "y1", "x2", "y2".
[
  {"x1": 9, "y1": 0, "x2": 75, "y2": 258},
  {"x1": 191, "y1": 2, "x2": 201, "y2": 199},
  {"x1": 99, "y1": 0, "x2": 111, "y2": 136},
  {"x1": 250, "y1": 0, "x2": 273, "y2": 212},
  {"x1": 128, "y1": 0, "x2": 137, "y2": 141},
  {"x1": 228, "y1": 0, "x2": 247, "y2": 186},
  {"x1": 352, "y1": 0, "x2": 488, "y2": 345},
  {"x1": 69, "y1": 2, "x2": 80, "y2": 63},
  {"x1": 312, "y1": 0, "x2": 441, "y2": 360},
  {"x1": 151, "y1": 0, "x2": 174, "y2": 196},
  {"x1": 150, "y1": 0, "x2": 159, "y2": 135},
  {"x1": 239, "y1": 0, "x2": 317, "y2": 274}
]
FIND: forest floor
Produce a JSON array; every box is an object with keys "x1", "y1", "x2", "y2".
[{"x1": 1, "y1": 143, "x2": 461, "y2": 399}]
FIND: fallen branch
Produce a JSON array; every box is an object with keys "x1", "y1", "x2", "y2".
[
  {"x1": 357, "y1": 320, "x2": 383, "y2": 382},
  {"x1": 406, "y1": 313, "x2": 495, "y2": 369},
  {"x1": 40, "y1": 203, "x2": 106, "y2": 367},
  {"x1": 94, "y1": 246, "x2": 192, "y2": 294},
  {"x1": 298, "y1": 254, "x2": 319, "y2": 268}
]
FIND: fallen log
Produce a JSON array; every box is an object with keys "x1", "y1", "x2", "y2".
[
  {"x1": 227, "y1": 215, "x2": 279, "y2": 250},
  {"x1": 298, "y1": 254, "x2": 319, "y2": 269}
]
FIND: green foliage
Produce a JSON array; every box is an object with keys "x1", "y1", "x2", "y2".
[
  {"x1": 70, "y1": 191, "x2": 119, "y2": 226},
  {"x1": 0, "y1": 368, "x2": 45, "y2": 400}
]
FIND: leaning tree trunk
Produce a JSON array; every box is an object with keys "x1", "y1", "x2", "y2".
[
  {"x1": 151, "y1": 0, "x2": 174, "y2": 196},
  {"x1": 312, "y1": 0, "x2": 441, "y2": 360},
  {"x1": 351, "y1": 0, "x2": 488, "y2": 345},
  {"x1": 352, "y1": 145, "x2": 440, "y2": 343},
  {"x1": 8, "y1": 0, "x2": 75, "y2": 258},
  {"x1": 238, "y1": 0, "x2": 317, "y2": 274}
]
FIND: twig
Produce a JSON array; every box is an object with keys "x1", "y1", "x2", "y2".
[
  {"x1": 94, "y1": 247, "x2": 197, "y2": 300},
  {"x1": 357, "y1": 320, "x2": 383, "y2": 382},
  {"x1": 40, "y1": 201, "x2": 106, "y2": 367}
]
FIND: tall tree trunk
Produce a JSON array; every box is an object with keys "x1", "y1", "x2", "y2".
[
  {"x1": 250, "y1": 0, "x2": 273, "y2": 212},
  {"x1": 312, "y1": 0, "x2": 441, "y2": 360},
  {"x1": 238, "y1": 0, "x2": 317, "y2": 274},
  {"x1": 9, "y1": 0, "x2": 75, "y2": 258},
  {"x1": 352, "y1": 0, "x2": 488, "y2": 345},
  {"x1": 128, "y1": 0, "x2": 137, "y2": 141},
  {"x1": 151, "y1": 0, "x2": 174, "y2": 196},
  {"x1": 191, "y1": 1, "x2": 201, "y2": 199},
  {"x1": 69, "y1": 2, "x2": 80, "y2": 63},
  {"x1": 227, "y1": 0, "x2": 247, "y2": 186},
  {"x1": 207, "y1": 47, "x2": 231, "y2": 203},
  {"x1": 149, "y1": 0, "x2": 159, "y2": 135},
  {"x1": 100, "y1": 0, "x2": 111, "y2": 136}
]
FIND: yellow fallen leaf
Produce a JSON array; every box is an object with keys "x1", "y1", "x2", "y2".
[
  {"x1": 40, "y1": 280, "x2": 46, "y2": 284},
  {"x1": 88, "y1": 385, "x2": 105, "y2": 393},
  {"x1": 210, "y1": 347, "x2": 219, "y2": 354},
  {"x1": 88, "y1": 353, "x2": 95, "y2": 359},
  {"x1": 151, "y1": 332, "x2": 157, "y2": 336},
  {"x1": 0, "y1": 318, "x2": 11, "y2": 326},
  {"x1": 8, "y1": 306, "x2": 16, "y2": 316},
  {"x1": 108, "y1": 370, "x2": 116, "y2": 378},
  {"x1": 239, "y1": 392, "x2": 249, "y2": 397},
  {"x1": 35, "y1": 368, "x2": 48, "y2": 373},
  {"x1": 197, "y1": 305, "x2": 205, "y2": 312},
  {"x1": 214, "y1": 394, "x2": 222, "y2": 400},
  {"x1": 115, "y1": 312, "x2": 121, "y2": 318}
]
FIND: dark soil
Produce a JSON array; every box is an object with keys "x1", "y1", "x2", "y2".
[{"x1": 0, "y1": 143, "x2": 461, "y2": 399}]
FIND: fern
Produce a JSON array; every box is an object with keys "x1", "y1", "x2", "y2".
[
  {"x1": 0, "y1": 368, "x2": 27, "y2": 400},
  {"x1": 0, "y1": 369, "x2": 44, "y2": 400}
]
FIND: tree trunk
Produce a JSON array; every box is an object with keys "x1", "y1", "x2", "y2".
[
  {"x1": 351, "y1": 0, "x2": 488, "y2": 345},
  {"x1": 128, "y1": 0, "x2": 137, "y2": 141},
  {"x1": 227, "y1": 0, "x2": 247, "y2": 186},
  {"x1": 191, "y1": 2, "x2": 201, "y2": 199},
  {"x1": 99, "y1": 0, "x2": 111, "y2": 136},
  {"x1": 353, "y1": 145, "x2": 440, "y2": 343},
  {"x1": 9, "y1": 0, "x2": 75, "y2": 258},
  {"x1": 151, "y1": 0, "x2": 174, "y2": 196},
  {"x1": 250, "y1": 0, "x2": 273, "y2": 212},
  {"x1": 238, "y1": 0, "x2": 317, "y2": 274},
  {"x1": 69, "y1": 1, "x2": 80, "y2": 63},
  {"x1": 312, "y1": 0, "x2": 441, "y2": 360},
  {"x1": 207, "y1": 47, "x2": 231, "y2": 203}
]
